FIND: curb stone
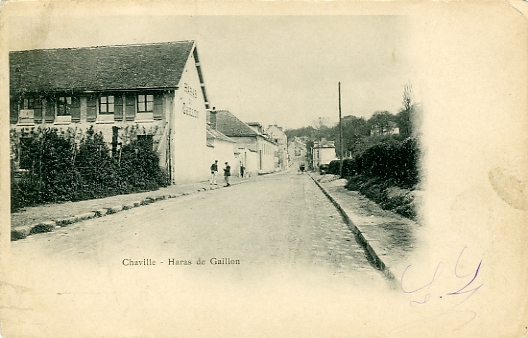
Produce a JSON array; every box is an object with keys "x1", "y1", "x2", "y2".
[
  {"x1": 29, "y1": 221, "x2": 56, "y2": 235},
  {"x1": 95, "y1": 209, "x2": 108, "y2": 217},
  {"x1": 77, "y1": 212, "x2": 96, "y2": 221},
  {"x1": 56, "y1": 216, "x2": 79, "y2": 227},
  {"x1": 309, "y1": 174, "x2": 398, "y2": 283},
  {"x1": 107, "y1": 205, "x2": 124, "y2": 214},
  {"x1": 11, "y1": 225, "x2": 32, "y2": 241}
]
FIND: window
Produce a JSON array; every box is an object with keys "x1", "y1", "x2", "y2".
[
  {"x1": 137, "y1": 94, "x2": 154, "y2": 113},
  {"x1": 23, "y1": 98, "x2": 33, "y2": 110},
  {"x1": 19, "y1": 97, "x2": 41, "y2": 124},
  {"x1": 99, "y1": 95, "x2": 114, "y2": 114},
  {"x1": 57, "y1": 96, "x2": 72, "y2": 116}
]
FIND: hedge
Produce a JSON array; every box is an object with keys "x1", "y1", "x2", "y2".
[
  {"x1": 327, "y1": 137, "x2": 419, "y2": 189},
  {"x1": 11, "y1": 127, "x2": 170, "y2": 212}
]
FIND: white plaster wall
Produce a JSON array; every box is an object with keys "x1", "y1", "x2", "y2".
[
  {"x1": 246, "y1": 150, "x2": 259, "y2": 177},
  {"x1": 171, "y1": 47, "x2": 209, "y2": 182},
  {"x1": 257, "y1": 138, "x2": 278, "y2": 173},
  {"x1": 208, "y1": 140, "x2": 237, "y2": 177}
]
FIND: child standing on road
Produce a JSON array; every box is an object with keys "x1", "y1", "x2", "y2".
[{"x1": 224, "y1": 162, "x2": 231, "y2": 187}]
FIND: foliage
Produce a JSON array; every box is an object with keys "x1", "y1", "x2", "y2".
[
  {"x1": 305, "y1": 140, "x2": 314, "y2": 169},
  {"x1": 75, "y1": 126, "x2": 127, "y2": 200},
  {"x1": 396, "y1": 82, "x2": 416, "y2": 138},
  {"x1": 345, "y1": 175, "x2": 417, "y2": 220},
  {"x1": 327, "y1": 137, "x2": 419, "y2": 189},
  {"x1": 119, "y1": 139, "x2": 170, "y2": 190},
  {"x1": 368, "y1": 110, "x2": 397, "y2": 136},
  {"x1": 333, "y1": 115, "x2": 370, "y2": 156},
  {"x1": 11, "y1": 127, "x2": 170, "y2": 212}
]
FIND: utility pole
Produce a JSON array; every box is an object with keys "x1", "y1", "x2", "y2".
[{"x1": 339, "y1": 82, "x2": 344, "y2": 178}]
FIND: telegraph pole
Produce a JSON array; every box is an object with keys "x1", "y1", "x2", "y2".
[{"x1": 339, "y1": 82, "x2": 344, "y2": 178}]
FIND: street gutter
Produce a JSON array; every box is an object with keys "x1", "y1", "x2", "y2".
[{"x1": 309, "y1": 173, "x2": 399, "y2": 286}]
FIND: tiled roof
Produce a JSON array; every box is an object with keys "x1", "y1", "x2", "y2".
[
  {"x1": 215, "y1": 110, "x2": 259, "y2": 137},
  {"x1": 314, "y1": 139, "x2": 335, "y2": 148},
  {"x1": 206, "y1": 125, "x2": 236, "y2": 143},
  {"x1": 10, "y1": 41, "x2": 195, "y2": 94}
]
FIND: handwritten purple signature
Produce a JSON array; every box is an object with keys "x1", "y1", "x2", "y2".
[{"x1": 399, "y1": 246, "x2": 484, "y2": 331}]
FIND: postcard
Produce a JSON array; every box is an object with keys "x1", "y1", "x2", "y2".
[{"x1": 1, "y1": 1, "x2": 527, "y2": 337}]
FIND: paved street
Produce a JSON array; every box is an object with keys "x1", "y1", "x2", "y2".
[
  {"x1": 4, "y1": 171, "x2": 392, "y2": 337},
  {"x1": 10, "y1": 170, "x2": 386, "y2": 283}
]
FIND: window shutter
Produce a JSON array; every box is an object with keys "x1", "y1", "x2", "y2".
[
  {"x1": 71, "y1": 96, "x2": 81, "y2": 122},
  {"x1": 125, "y1": 93, "x2": 136, "y2": 121},
  {"x1": 33, "y1": 98, "x2": 43, "y2": 123},
  {"x1": 114, "y1": 94, "x2": 123, "y2": 121},
  {"x1": 45, "y1": 98, "x2": 55, "y2": 123},
  {"x1": 10, "y1": 97, "x2": 19, "y2": 124},
  {"x1": 86, "y1": 95, "x2": 97, "y2": 122},
  {"x1": 153, "y1": 93, "x2": 163, "y2": 120}
]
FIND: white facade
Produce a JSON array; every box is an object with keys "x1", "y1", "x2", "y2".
[
  {"x1": 171, "y1": 50, "x2": 210, "y2": 182},
  {"x1": 313, "y1": 140, "x2": 337, "y2": 167},
  {"x1": 266, "y1": 125, "x2": 288, "y2": 169}
]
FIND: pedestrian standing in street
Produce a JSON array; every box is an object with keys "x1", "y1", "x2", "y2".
[
  {"x1": 224, "y1": 162, "x2": 231, "y2": 187},
  {"x1": 210, "y1": 160, "x2": 218, "y2": 185},
  {"x1": 240, "y1": 163, "x2": 245, "y2": 178}
]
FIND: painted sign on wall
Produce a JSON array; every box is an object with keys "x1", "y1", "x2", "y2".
[{"x1": 182, "y1": 82, "x2": 199, "y2": 118}]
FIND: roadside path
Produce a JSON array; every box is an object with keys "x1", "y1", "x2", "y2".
[
  {"x1": 11, "y1": 175, "x2": 252, "y2": 239},
  {"x1": 310, "y1": 173, "x2": 422, "y2": 284}
]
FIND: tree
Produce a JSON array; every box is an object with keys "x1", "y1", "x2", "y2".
[
  {"x1": 305, "y1": 140, "x2": 314, "y2": 169},
  {"x1": 333, "y1": 115, "x2": 370, "y2": 155},
  {"x1": 396, "y1": 82, "x2": 415, "y2": 138},
  {"x1": 368, "y1": 111, "x2": 396, "y2": 136},
  {"x1": 76, "y1": 126, "x2": 125, "y2": 198}
]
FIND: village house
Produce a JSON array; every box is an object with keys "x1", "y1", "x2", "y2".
[
  {"x1": 206, "y1": 117, "x2": 238, "y2": 177},
  {"x1": 266, "y1": 124, "x2": 288, "y2": 170},
  {"x1": 288, "y1": 136, "x2": 308, "y2": 161},
  {"x1": 213, "y1": 110, "x2": 278, "y2": 175},
  {"x1": 9, "y1": 40, "x2": 215, "y2": 183},
  {"x1": 312, "y1": 139, "x2": 337, "y2": 168}
]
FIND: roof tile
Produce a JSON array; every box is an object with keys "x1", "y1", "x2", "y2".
[{"x1": 10, "y1": 41, "x2": 195, "y2": 93}]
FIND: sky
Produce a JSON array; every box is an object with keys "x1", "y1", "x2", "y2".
[{"x1": 9, "y1": 13, "x2": 412, "y2": 129}]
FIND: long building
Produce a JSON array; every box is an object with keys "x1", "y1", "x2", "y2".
[{"x1": 9, "y1": 41, "x2": 215, "y2": 182}]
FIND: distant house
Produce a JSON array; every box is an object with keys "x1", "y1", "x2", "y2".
[
  {"x1": 213, "y1": 110, "x2": 278, "y2": 175},
  {"x1": 9, "y1": 41, "x2": 213, "y2": 182},
  {"x1": 206, "y1": 117, "x2": 238, "y2": 177},
  {"x1": 312, "y1": 139, "x2": 337, "y2": 168},
  {"x1": 266, "y1": 124, "x2": 288, "y2": 169},
  {"x1": 288, "y1": 137, "x2": 307, "y2": 161}
]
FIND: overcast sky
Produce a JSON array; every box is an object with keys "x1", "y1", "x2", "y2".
[{"x1": 10, "y1": 15, "x2": 412, "y2": 129}]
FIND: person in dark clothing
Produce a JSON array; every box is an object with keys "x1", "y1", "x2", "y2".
[
  {"x1": 240, "y1": 163, "x2": 245, "y2": 178},
  {"x1": 224, "y1": 162, "x2": 231, "y2": 186},
  {"x1": 210, "y1": 160, "x2": 218, "y2": 185}
]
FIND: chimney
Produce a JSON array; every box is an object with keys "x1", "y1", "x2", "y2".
[{"x1": 208, "y1": 107, "x2": 217, "y2": 130}]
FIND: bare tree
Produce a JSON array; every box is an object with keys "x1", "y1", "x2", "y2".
[{"x1": 397, "y1": 82, "x2": 415, "y2": 138}]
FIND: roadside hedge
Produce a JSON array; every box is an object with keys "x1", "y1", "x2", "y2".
[
  {"x1": 327, "y1": 137, "x2": 419, "y2": 189},
  {"x1": 11, "y1": 127, "x2": 170, "y2": 212}
]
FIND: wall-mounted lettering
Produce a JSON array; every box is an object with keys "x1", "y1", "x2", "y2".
[
  {"x1": 182, "y1": 102, "x2": 199, "y2": 118},
  {"x1": 183, "y1": 83, "x2": 198, "y2": 98}
]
